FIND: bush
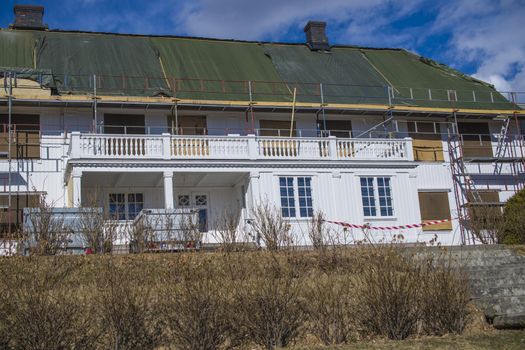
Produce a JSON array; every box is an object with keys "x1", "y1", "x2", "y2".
[
  {"x1": 354, "y1": 248, "x2": 423, "y2": 340},
  {"x1": 0, "y1": 246, "x2": 473, "y2": 348},
  {"x1": 304, "y1": 271, "x2": 357, "y2": 344},
  {"x1": 0, "y1": 257, "x2": 100, "y2": 350},
  {"x1": 162, "y1": 256, "x2": 232, "y2": 350},
  {"x1": 420, "y1": 262, "x2": 471, "y2": 335},
  {"x1": 501, "y1": 189, "x2": 525, "y2": 244},
  {"x1": 96, "y1": 258, "x2": 166, "y2": 349},
  {"x1": 234, "y1": 253, "x2": 306, "y2": 349}
]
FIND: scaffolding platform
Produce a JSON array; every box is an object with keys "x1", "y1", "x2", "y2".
[{"x1": 463, "y1": 156, "x2": 524, "y2": 163}]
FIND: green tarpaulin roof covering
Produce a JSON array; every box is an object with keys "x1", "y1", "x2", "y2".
[
  {"x1": 0, "y1": 28, "x2": 518, "y2": 110},
  {"x1": 151, "y1": 37, "x2": 285, "y2": 101}
]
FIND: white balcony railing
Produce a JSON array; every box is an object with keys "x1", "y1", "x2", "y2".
[{"x1": 68, "y1": 132, "x2": 413, "y2": 162}]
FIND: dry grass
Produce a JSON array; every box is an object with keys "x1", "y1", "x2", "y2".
[{"x1": 0, "y1": 244, "x2": 475, "y2": 349}]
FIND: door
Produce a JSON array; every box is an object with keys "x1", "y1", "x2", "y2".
[{"x1": 176, "y1": 193, "x2": 209, "y2": 233}]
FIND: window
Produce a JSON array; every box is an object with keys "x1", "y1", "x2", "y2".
[
  {"x1": 323, "y1": 120, "x2": 352, "y2": 138},
  {"x1": 279, "y1": 176, "x2": 313, "y2": 218},
  {"x1": 0, "y1": 114, "x2": 40, "y2": 159},
  {"x1": 104, "y1": 114, "x2": 145, "y2": 134},
  {"x1": 280, "y1": 177, "x2": 296, "y2": 217},
  {"x1": 377, "y1": 177, "x2": 394, "y2": 216},
  {"x1": 297, "y1": 177, "x2": 313, "y2": 217},
  {"x1": 127, "y1": 193, "x2": 144, "y2": 218},
  {"x1": 259, "y1": 120, "x2": 296, "y2": 137},
  {"x1": 109, "y1": 193, "x2": 126, "y2": 220},
  {"x1": 418, "y1": 192, "x2": 452, "y2": 231},
  {"x1": 178, "y1": 195, "x2": 190, "y2": 207},
  {"x1": 360, "y1": 177, "x2": 394, "y2": 217},
  {"x1": 109, "y1": 193, "x2": 143, "y2": 220},
  {"x1": 457, "y1": 122, "x2": 493, "y2": 158},
  {"x1": 407, "y1": 121, "x2": 444, "y2": 162}
]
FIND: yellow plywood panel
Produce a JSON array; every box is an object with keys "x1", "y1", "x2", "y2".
[
  {"x1": 418, "y1": 192, "x2": 452, "y2": 231},
  {"x1": 412, "y1": 139, "x2": 445, "y2": 161},
  {"x1": 11, "y1": 79, "x2": 51, "y2": 98}
]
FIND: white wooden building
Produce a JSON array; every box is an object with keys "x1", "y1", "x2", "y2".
[{"x1": 0, "y1": 6, "x2": 524, "y2": 251}]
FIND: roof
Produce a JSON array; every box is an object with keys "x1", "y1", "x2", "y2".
[{"x1": 0, "y1": 28, "x2": 519, "y2": 111}]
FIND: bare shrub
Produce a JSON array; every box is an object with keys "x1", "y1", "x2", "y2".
[
  {"x1": 212, "y1": 208, "x2": 251, "y2": 252},
  {"x1": 250, "y1": 201, "x2": 292, "y2": 250},
  {"x1": 128, "y1": 216, "x2": 152, "y2": 253},
  {"x1": 420, "y1": 256, "x2": 471, "y2": 335},
  {"x1": 78, "y1": 207, "x2": 114, "y2": 254},
  {"x1": 354, "y1": 247, "x2": 423, "y2": 340},
  {"x1": 0, "y1": 257, "x2": 100, "y2": 349},
  {"x1": 307, "y1": 211, "x2": 327, "y2": 249},
  {"x1": 162, "y1": 256, "x2": 232, "y2": 350},
  {"x1": 234, "y1": 253, "x2": 306, "y2": 349},
  {"x1": 180, "y1": 211, "x2": 203, "y2": 246},
  {"x1": 25, "y1": 194, "x2": 69, "y2": 255},
  {"x1": 303, "y1": 271, "x2": 357, "y2": 345},
  {"x1": 467, "y1": 205, "x2": 504, "y2": 244},
  {"x1": 96, "y1": 257, "x2": 166, "y2": 349}
]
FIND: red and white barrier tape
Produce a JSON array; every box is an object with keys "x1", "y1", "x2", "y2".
[{"x1": 324, "y1": 218, "x2": 453, "y2": 231}]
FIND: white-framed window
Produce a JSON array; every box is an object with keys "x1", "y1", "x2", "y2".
[
  {"x1": 109, "y1": 192, "x2": 143, "y2": 220},
  {"x1": 279, "y1": 176, "x2": 313, "y2": 218},
  {"x1": 360, "y1": 177, "x2": 394, "y2": 217}
]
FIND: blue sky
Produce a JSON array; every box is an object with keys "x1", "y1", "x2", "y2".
[{"x1": 1, "y1": 0, "x2": 524, "y2": 91}]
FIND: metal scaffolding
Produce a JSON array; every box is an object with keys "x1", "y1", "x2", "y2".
[{"x1": 447, "y1": 112, "x2": 525, "y2": 244}]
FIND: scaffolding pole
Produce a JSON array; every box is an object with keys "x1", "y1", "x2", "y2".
[
  {"x1": 7, "y1": 72, "x2": 13, "y2": 237},
  {"x1": 248, "y1": 80, "x2": 255, "y2": 133},
  {"x1": 92, "y1": 74, "x2": 98, "y2": 133},
  {"x1": 320, "y1": 83, "x2": 327, "y2": 133}
]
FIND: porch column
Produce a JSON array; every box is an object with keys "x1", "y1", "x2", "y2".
[
  {"x1": 163, "y1": 171, "x2": 174, "y2": 209},
  {"x1": 71, "y1": 169, "x2": 82, "y2": 208}
]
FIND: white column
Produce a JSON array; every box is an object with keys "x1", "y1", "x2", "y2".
[
  {"x1": 328, "y1": 136, "x2": 338, "y2": 160},
  {"x1": 162, "y1": 133, "x2": 171, "y2": 159},
  {"x1": 70, "y1": 131, "x2": 81, "y2": 158},
  {"x1": 247, "y1": 134, "x2": 258, "y2": 160},
  {"x1": 72, "y1": 169, "x2": 82, "y2": 208},
  {"x1": 405, "y1": 137, "x2": 414, "y2": 161},
  {"x1": 163, "y1": 171, "x2": 174, "y2": 209}
]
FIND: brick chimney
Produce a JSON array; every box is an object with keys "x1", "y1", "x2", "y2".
[
  {"x1": 304, "y1": 21, "x2": 330, "y2": 51},
  {"x1": 11, "y1": 4, "x2": 47, "y2": 30}
]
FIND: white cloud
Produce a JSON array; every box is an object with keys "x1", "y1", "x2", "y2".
[
  {"x1": 432, "y1": 0, "x2": 525, "y2": 91},
  {"x1": 174, "y1": 0, "x2": 422, "y2": 43}
]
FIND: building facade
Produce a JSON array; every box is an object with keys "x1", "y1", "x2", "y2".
[{"x1": 0, "y1": 6, "x2": 524, "y2": 251}]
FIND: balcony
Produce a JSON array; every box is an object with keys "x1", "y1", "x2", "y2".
[{"x1": 68, "y1": 132, "x2": 414, "y2": 162}]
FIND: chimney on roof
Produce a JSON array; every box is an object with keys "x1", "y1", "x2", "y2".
[
  {"x1": 304, "y1": 21, "x2": 330, "y2": 51},
  {"x1": 11, "y1": 4, "x2": 47, "y2": 30}
]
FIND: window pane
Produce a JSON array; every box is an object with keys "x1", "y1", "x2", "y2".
[
  {"x1": 377, "y1": 177, "x2": 393, "y2": 217},
  {"x1": 109, "y1": 193, "x2": 126, "y2": 220},
  {"x1": 297, "y1": 177, "x2": 313, "y2": 218},
  {"x1": 279, "y1": 177, "x2": 296, "y2": 218},
  {"x1": 198, "y1": 209, "x2": 208, "y2": 233},
  {"x1": 127, "y1": 193, "x2": 144, "y2": 219},
  {"x1": 360, "y1": 177, "x2": 376, "y2": 217},
  {"x1": 178, "y1": 195, "x2": 190, "y2": 207}
]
